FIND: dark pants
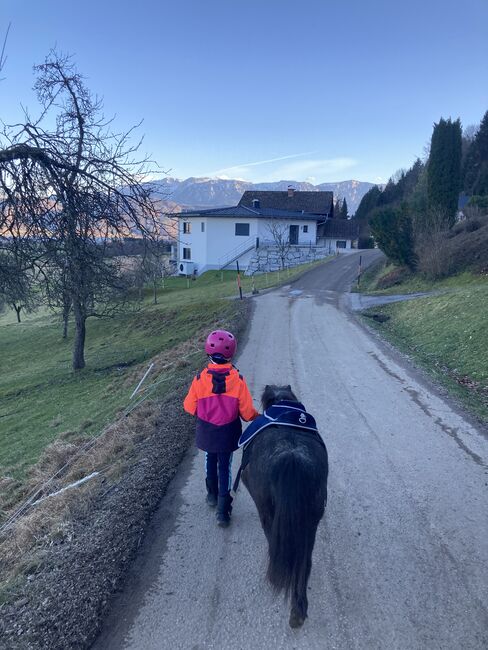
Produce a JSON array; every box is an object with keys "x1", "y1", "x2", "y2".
[{"x1": 205, "y1": 451, "x2": 233, "y2": 495}]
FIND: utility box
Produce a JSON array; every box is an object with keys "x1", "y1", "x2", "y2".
[{"x1": 178, "y1": 261, "x2": 195, "y2": 276}]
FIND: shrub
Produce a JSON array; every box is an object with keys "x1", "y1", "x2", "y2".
[
  {"x1": 376, "y1": 266, "x2": 411, "y2": 289},
  {"x1": 416, "y1": 231, "x2": 453, "y2": 279},
  {"x1": 369, "y1": 206, "x2": 416, "y2": 269}
]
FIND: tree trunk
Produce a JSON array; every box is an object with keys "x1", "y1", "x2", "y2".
[
  {"x1": 62, "y1": 299, "x2": 71, "y2": 339},
  {"x1": 72, "y1": 302, "x2": 86, "y2": 370},
  {"x1": 13, "y1": 304, "x2": 22, "y2": 323},
  {"x1": 63, "y1": 313, "x2": 69, "y2": 339}
]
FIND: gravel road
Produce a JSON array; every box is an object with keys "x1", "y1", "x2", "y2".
[{"x1": 94, "y1": 250, "x2": 488, "y2": 650}]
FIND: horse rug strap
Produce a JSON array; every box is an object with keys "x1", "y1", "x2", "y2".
[
  {"x1": 232, "y1": 401, "x2": 323, "y2": 493},
  {"x1": 238, "y1": 401, "x2": 319, "y2": 447}
]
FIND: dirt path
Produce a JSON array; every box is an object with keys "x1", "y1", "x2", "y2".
[{"x1": 94, "y1": 250, "x2": 488, "y2": 650}]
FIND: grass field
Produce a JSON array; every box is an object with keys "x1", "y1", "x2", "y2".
[
  {"x1": 0, "y1": 260, "x2": 328, "y2": 480},
  {"x1": 358, "y1": 262, "x2": 488, "y2": 423}
]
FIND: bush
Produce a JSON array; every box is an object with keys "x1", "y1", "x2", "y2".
[
  {"x1": 358, "y1": 236, "x2": 375, "y2": 249},
  {"x1": 376, "y1": 266, "x2": 411, "y2": 289},
  {"x1": 468, "y1": 195, "x2": 488, "y2": 211},
  {"x1": 369, "y1": 206, "x2": 416, "y2": 269},
  {"x1": 416, "y1": 215, "x2": 488, "y2": 278},
  {"x1": 416, "y1": 231, "x2": 453, "y2": 279}
]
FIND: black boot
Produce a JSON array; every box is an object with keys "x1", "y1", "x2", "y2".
[
  {"x1": 205, "y1": 478, "x2": 218, "y2": 507},
  {"x1": 216, "y1": 492, "x2": 233, "y2": 527}
]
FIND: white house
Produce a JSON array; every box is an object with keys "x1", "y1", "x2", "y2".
[{"x1": 175, "y1": 189, "x2": 358, "y2": 275}]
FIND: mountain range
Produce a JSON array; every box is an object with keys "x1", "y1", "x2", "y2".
[{"x1": 146, "y1": 177, "x2": 377, "y2": 216}]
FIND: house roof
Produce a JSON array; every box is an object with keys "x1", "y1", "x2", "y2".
[
  {"x1": 322, "y1": 219, "x2": 359, "y2": 239},
  {"x1": 179, "y1": 205, "x2": 323, "y2": 221},
  {"x1": 239, "y1": 190, "x2": 333, "y2": 215}
]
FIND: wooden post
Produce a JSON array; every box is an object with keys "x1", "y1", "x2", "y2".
[
  {"x1": 236, "y1": 261, "x2": 243, "y2": 300},
  {"x1": 357, "y1": 254, "x2": 362, "y2": 288}
]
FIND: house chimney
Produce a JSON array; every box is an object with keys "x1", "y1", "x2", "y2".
[
  {"x1": 287, "y1": 185, "x2": 295, "y2": 198},
  {"x1": 252, "y1": 198, "x2": 260, "y2": 209}
]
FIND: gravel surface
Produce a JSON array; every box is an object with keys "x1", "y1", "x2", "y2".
[{"x1": 94, "y1": 250, "x2": 488, "y2": 650}]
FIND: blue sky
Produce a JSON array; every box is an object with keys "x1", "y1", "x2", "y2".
[{"x1": 1, "y1": 0, "x2": 487, "y2": 184}]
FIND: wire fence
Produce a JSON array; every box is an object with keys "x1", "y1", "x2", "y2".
[{"x1": 0, "y1": 347, "x2": 203, "y2": 536}]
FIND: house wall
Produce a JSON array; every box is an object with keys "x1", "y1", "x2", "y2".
[
  {"x1": 178, "y1": 215, "x2": 321, "y2": 275},
  {"x1": 320, "y1": 237, "x2": 353, "y2": 253},
  {"x1": 257, "y1": 219, "x2": 317, "y2": 245},
  {"x1": 178, "y1": 216, "x2": 259, "y2": 274},
  {"x1": 178, "y1": 216, "x2": 208, "y2": 272}
]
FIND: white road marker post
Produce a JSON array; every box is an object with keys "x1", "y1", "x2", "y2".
[{"x1": 130, "y1": 362, "x2": 155, "y2": 399}]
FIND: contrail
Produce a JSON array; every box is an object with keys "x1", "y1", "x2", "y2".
[{"x1": 210, "y1": 151, "x2": 316, "y2": 175}]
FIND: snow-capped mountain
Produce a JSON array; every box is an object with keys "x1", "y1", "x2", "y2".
[{"x1": 146, "y1": 177, "x2": 376, "y2": 215}]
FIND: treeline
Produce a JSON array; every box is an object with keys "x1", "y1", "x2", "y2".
[{"x1": 355, "y1": 110, "x2": 488, "y2": 274}]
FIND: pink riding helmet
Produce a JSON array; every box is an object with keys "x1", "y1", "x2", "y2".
[{"x1": 205, "y1": 330, "x2": 237, "y2": 360}]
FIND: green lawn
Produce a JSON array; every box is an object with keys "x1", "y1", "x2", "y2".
[
  {"x1": 362, "y1": 276, "x2": 488, "y2": 423},
  {"x1": 0, "y1": 260, "x2": 329, "y2": 479},
  {"x1": 357, "y1": 258, "x2": 483, "y2": 295}
]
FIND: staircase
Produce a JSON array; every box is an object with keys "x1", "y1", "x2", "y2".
[{"x1": 218, "y1": 237, "x2": 257, "y2": 270}]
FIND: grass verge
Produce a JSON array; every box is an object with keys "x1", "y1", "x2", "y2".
[{"x1": 361, "y1": 280, "x2": 488, "y2": 424}]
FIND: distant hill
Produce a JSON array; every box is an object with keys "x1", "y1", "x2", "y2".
[{"x1": 146, "y1": 177, "x2": 377, "y2": 216}]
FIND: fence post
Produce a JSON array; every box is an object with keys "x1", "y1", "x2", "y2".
[{"x1": 236, "y1": 261, "x2": 243, "y2": 300}]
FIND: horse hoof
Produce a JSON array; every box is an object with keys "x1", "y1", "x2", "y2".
[{"x1": 289, "y1": 612, "x2": 306, "y2": 628}]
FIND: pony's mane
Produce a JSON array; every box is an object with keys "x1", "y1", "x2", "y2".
[{"x1": 261, "y1": 384, "x2": 298, "y2": 410}]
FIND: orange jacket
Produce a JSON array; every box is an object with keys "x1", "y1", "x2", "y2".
[{"x1": 183, "y1": 363, "x2": 259, "y2": 452}]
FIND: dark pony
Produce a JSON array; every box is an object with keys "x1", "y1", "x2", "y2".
[{"x1": 242, "y1": 385, "x2": 328, "y2": 628}]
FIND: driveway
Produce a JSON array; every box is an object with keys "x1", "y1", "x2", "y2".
[{"x1": 94, "y1": 250, "x2": 488, "y2": 650}]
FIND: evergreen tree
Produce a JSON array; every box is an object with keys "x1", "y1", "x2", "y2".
[
  {"x1": 427, "y1": 117, "x2": 462, "y2": 226},
  {"x1": 354, "y1": 185, "x2": 382, "y2": 248},
  {"x1": 369, "y1": 205, "x2": 416, "y2": 269},
  {"x1": 408, "y1": 163, "x2": 429, "y2": 226},
  {"x1": 463, "y1": 110, "x2": 488, "y2": 196},
  {"x1": 340, "y1": 197, "x2": 348, "y2": 219},
  {"x1": 355, "y1": 185, "x2": 382, "y2": 221},
  {"x1": 334, "y1": 197, "x2": 342, "y2": 218}
]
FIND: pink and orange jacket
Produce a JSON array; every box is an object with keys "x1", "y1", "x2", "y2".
[{"x1": 183, "y1": 363, "x2": 259, "y2": 453}]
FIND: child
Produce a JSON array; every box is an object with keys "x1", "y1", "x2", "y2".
[{"x1": 183, "y1": 329, "x2": 259, "y2": 527}]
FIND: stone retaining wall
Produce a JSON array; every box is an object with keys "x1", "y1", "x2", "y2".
[{"x1": 246, "y1": 245, "x2": 330, "y2": 275}]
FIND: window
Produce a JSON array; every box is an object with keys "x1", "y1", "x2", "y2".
[
  {"x1": 303, "y1": 225, "x2": 308, "y2": 233},
  {"x1": 183, "y1": 247, "x2": 191, "y2": 259},
  {"x1": 183, "y1": 222, "x2": 191, "y2": 234},
  {"x1": 235, "y1": 223, "x2": 250, "y2": 236},
  {"x1": 201, "y1": 222, "x2": 205, "y2": 232},
  {"x1": 336, "y1": 240, "x2": 347, "y2": 249}
]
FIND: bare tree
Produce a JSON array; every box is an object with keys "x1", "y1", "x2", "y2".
[
  {"x1": 266, "y1": 220, "x2": 291, "y2": 270},
  {"x1": 139, "y1": 231, "x2": 172, "y2": 304},
  {"x1": 0, "y1": 52, "x2": 167, "y2": 369},
  {"x1": 415, "y1": 208, "x2": 452, "y2": 279},
  {"x1": 0, "y1": 23, "x2": 10, "y2": 78},
  {"x1": 0, "y1": 249, "x2": 38, "y2": 322}
]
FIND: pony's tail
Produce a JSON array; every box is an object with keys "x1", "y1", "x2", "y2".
[{"x1": 267, "y1": 452, "x2": 317, "y2": 599}]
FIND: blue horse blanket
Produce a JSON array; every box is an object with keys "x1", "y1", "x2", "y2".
[{"x1": 238, "y1": 400, "x2": 319, "y2": 448}]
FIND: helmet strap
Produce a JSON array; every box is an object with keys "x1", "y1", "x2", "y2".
[{"x1": 208, "y1": 353, "x2": 230, "y2": 365}]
